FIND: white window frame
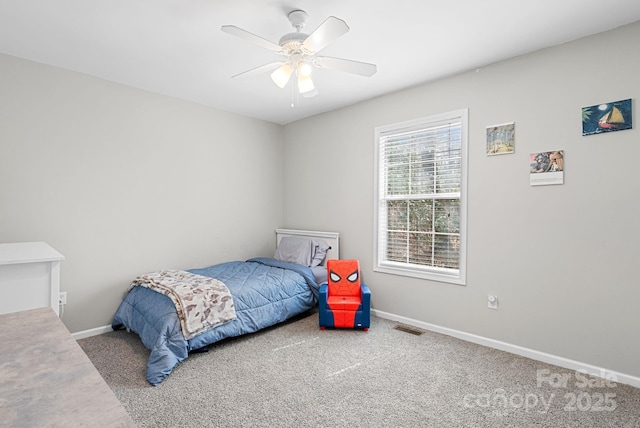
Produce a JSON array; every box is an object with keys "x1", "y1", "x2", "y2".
[{"x1": 374, "y1": 109, "x2": 468, "y2": 285}]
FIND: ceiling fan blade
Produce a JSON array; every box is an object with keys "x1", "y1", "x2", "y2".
[
  {"x1": 232, "y1": 62, "x2": 284, "y2": 79},
  {"x1": 221, "y1": 25, "x2": 283, "y2": 54},
  {"x1": 302, "y1": 16, "x2": 349, "y2": 53},
  {"x1": 313, "y1": 56, "x2": 377, "y2": 77}
]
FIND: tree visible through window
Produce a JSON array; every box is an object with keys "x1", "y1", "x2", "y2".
[{"x1": 374, "y1": 109, "x2": 467, "y2": 284}]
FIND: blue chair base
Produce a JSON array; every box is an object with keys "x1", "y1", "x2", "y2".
[{"x1": 319, "y1": 284, "x2": 371, "y2": 330}]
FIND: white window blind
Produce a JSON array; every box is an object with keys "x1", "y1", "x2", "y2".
[{"x1": 374, "y1": 109, "x2": 467, "y2": 284}]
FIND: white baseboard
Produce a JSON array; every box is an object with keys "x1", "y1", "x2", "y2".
[
  {"x1": 72, "y1": 324, "x2": 113, "y2": 340},
  {"x1": 372, "y1": 309, "x2": 640, "y2": 389},
  {"x1": 72, "y1": 311, "x2": 640, "y2": 389}
]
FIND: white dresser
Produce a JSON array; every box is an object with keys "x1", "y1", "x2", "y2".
[{"x1": 0, "y1": 242, "x2": 65, "y2": 316}]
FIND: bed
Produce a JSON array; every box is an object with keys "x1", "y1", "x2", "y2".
[{"x1": 111, "y1": 229, "x2": 339, "y2": 385}]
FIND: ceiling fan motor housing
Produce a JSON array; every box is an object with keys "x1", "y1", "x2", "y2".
[
  {"x1": 280, "y1": 10, "x2": 311, "y2": 55},
  {"x1": 279, "y1": 32, "x2": 309, "y2": 54}
]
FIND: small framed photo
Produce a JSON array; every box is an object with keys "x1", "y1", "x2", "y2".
[
  {"x1": 530, "y1": 150, "x2": 564, "y2": 186},
  {"x1": 486, "y1": 122, "x2": 515, "y2": 155}
]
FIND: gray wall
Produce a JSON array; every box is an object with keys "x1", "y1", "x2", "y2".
[
  {"x1": 0, "y1": 53, "x2": 284, "y2": 333},
  {"x1": 283, "y1": 21, "x2": 640, "y2": 378}
]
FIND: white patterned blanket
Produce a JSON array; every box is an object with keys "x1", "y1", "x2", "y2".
[{"x1": 129, "y1": 270, "x2": 236, "y2": 340}]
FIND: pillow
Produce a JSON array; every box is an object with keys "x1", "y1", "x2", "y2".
[
  {"x1": 274, "y1": 236, "x2": 316, "y2": 266},
  {"x1": 310, "y1": 265, "x2": 328, "y2": 284},
  {"x1": 311, "y1": 239, "x2": 331, "y2": 267}
]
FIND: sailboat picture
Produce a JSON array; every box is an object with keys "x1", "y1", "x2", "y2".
[{"x1": 582, "y1": 98, "x2": 632, "y2": 136}]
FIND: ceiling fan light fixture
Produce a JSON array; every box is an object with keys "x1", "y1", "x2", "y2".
[
  {"x1": 297, "y1": 74, "x2": 315, "y2": 94},
  {"x1": 302, "y1": 88, "x2": 319, "y2": 98},
  {"x1": 271, "y1": 64, "x2": 293, "y2": 88},
  {"x1": 297, "y1": 61, "x2": 313, "y2": 77}
]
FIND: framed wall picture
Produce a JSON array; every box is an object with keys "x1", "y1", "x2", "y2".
[
  {"x1": 582, "y1": 99, "x2": 632, "y2": 136},
  {"x1": 486, "y1": 122, "x2": 515, "y2": 155},
  {"x1": 530, "y1": 150, "x2": 564, "y2": 186}
]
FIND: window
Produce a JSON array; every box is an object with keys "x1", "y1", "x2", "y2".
[{"x1": 374, "y1": 109, "x2": 468, "y2": 285}]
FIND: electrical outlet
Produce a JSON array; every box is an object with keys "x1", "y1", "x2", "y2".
[
  {"x1": 59, "y1": 292, "x2": 67, "y2": 305},
  {"x1": 487, "y1": 294, "x2": 498, "y2": 310}
]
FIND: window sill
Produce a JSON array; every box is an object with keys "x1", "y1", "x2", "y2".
[{"x1": 374, "y1": 263, "x2": 465, "y2": 286}]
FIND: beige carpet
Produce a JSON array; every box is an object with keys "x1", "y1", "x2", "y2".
[{"x1": 79, "y1": 311, "x2": 640, "y2": 427}]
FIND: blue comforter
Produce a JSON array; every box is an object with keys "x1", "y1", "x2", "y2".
[{"x1": 112, "y1": 258, "x2": 319, "y2": 385}]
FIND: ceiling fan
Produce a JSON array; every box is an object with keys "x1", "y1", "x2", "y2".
[{"x1": 221, "y1": 10, "x2": 377, "y2": 98}]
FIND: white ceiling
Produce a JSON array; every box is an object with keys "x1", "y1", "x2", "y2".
[{"x1": 1, "y1": 0, "x2": 640, "y2": 125}]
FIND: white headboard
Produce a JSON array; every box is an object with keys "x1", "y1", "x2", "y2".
[{"x1": 275, "y1": 229, "x2": 340, "y2": 262}]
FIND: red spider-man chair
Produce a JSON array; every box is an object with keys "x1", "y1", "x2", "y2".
[{"x1": 319, "y1": 259, "x2": 370, "y2": 330}]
